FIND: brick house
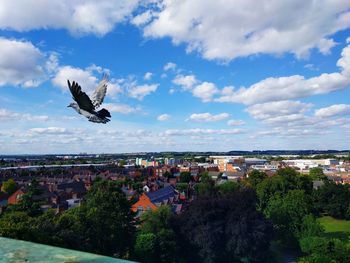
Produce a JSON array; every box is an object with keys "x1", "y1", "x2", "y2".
[
  {"x1": 131, "y1": 185, "x2": 178, "y2": 217},
  {"x1": 8, "y1": 188, "x2": 26, "y2": 205}
]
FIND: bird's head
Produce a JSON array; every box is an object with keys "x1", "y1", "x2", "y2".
[{"x1": 67, "y1": 102, "x2": 77, "y2": 108}]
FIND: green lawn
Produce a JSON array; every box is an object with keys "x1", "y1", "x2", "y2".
[{"x1": 318, "y1": 216, "x2": 350, "y2": 242}]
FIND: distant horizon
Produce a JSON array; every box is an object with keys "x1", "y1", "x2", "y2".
[{"x1": 1, "y1": 149, "x2": 350, "y2": 157}]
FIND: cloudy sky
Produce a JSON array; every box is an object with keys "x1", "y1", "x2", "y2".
[{"x1": 1, "y1": 0, "x2": 350, "y2": 154}]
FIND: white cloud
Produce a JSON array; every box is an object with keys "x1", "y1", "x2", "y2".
[
  {"x1": 187, "y1": 112, "x2": 229, "y2": 122},
  {"x1": 163, "y1": 62, "x2": 177, "y2": 71},
  {"x1": 163, "y1": 128, "x2": 244, "y2": 136},
  {"x1": 104, "y1": 103, "x2": 141, "y2": 114},
  {"x1": 0, "y1": 0, "x2": 140, "y2": 36},
  {"x1": 52, "y1": 65, "x2": 122, "y2": 98},
  {"x1": 52, "y1": 65, "x2": 98, "y2": 93},
  {"x1": 0, "y1": 108, "x2": 49, "y2": 122},
  {"x1": 246, "y1": 100, "x2": 312, "y2": 121},
  {"x1": 215, "y1": 42, "x2": 350, "y2": 105},
  {"x1": 172, "y1": 74, "x2": 197, "y2": 90},
  {"x1": 29, "y1": 127, "x2": 70, "y2": 135},
  {"x1": 227, "y1": 119, "x2": 245, "y2": 126},
  {"x1": 315, "y1": 104, "x2": 350, "y2": 118},
  {"x1": 128, "y1": 83, "x2": 158, "y2": 100},
  {"x1": 157, "y1": 114, "x2": 170, "y2": 121},
  {"x1": 132, "y1": 10, "x2": 153, "y2": 26},
  {"x1": 141, "y1": 0, "x2": 350, "y2": 61},
  {"x1": 0, "y1": 38, "x2": 48, "y2": 87},
  {"x1": 192, "y1": 82, "x2": 219, "y2": 102},
  {"x1": 143, "y1": 72, "x2": 153, "y2": 80}
]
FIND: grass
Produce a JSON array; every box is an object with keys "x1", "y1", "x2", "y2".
[{"x1": 317, "y1": 216, "x2": 350, "y2": 242}]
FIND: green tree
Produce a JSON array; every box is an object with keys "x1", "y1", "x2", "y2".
[
  {"x1": 134, "y1": 233, "x2": 157, "y2": 262},
  {"x1": 134, "y1": 206, "x2": 177, "y2": 263},
  {"x1": 54, "y1": 180, "x2": 136, "y2": 257},
  {"x1": 0, "y1": 211, "x2": 34, "y2": 240},
  {"x1": 163, "y1": 171, "x2": 172, "y2": 178},
  {"x1": 247, "y1": 170, "x2": 267, "y2": 188},
  {"x1": 10, "y1": 179, "x2": 43, "y2": 216},
  {"x1": 180, "y1": 171, "x2": 191, "y2": 183},
  {"x1": 299, "y1": 237, "x2": 350, "y2": 263},
  {"x1": 309, "y1": 167, "x2": 326, "y2": 180},
  {"x1": 174, "y1": 189, "x2": 272, "y2": 263},
  {"x1": 264, "y1": 190, "x2": 312, "y2": 246},
  {"x1": 1, "y1": 178, "x2": 17, "y2": 195},
  {"x1": 313, "y1": 181, "x2": 350, "y2": 219},
  {"x1": 215, "y1": 181, "x2": 239, "y2": 196}
]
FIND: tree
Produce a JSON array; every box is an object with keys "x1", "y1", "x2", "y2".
[
  {"x1": 264, "y1": 190, "x2": 312, "y2": 246},
  {"x1": 299, "y1": 237, "x2": 350, "y2": 263},
  {"x1": 0, "y1": 211, "x2": 34, "y2": 240},
  {"x1": 180, "y1": 171, "x2": 191, "y2": 183},
  {"x1": 247, "y1": 170, "x2": 267, "y2": 188},
  {"x1": 163, "y1": 171, "x2": 172, "y2": 178},
  {"x1": 134, "y1": 206, "x2": 177, "y2": 263},
  {"x1": 256, "y1": 168, "x2": 313, "y2": 210},
  {"x1": 309, "y1": 167, "x2": 326, "y2": 180},
  {"x1": 313, "y1": 181, "x2": 350, "y2": 219},
  {"x1": 10, "y1": 179, "x2": 43, "y2": 216},
  {"x1": 215, "y1": 181, "x2": 239, "y2": 196},
  {"x1": 1, "y1": 178, "x2": 17, "y2": 195},
  {"x1": 134, "y1": 233, "x2": 157, "y2": 262},
  {"x1": 173, "y1": 189, "x2": 272, "y2": 263},
  {"x1": 54, "y1": 180, "x2": 136, "y2": 257}
]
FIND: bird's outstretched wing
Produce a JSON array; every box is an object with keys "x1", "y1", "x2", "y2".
[
  {"x1": 68, "y1": 80, "x2": 95, "y2": 112},
  {"x1": 91, "y1": 74, "x2": 108, "y2": 109}
]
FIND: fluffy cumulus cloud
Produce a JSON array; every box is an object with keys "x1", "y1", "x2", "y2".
[
  {"x1": 143, "y1": 72, "x2": 153, "y2": 80},
  {"x1": 187, "y1": 112, "x2": 229, "y2": 122},
  {"x1": 172, "y1": 74, "x2": 197, "y2": 90},
  {"x1": 192, "y1": 82, "x2": 219, "y2": 102},
  {"x1": 128, "y1": 83, "x2": 159, "y2": 100},
  {"x1": 215, "y1": 42, "x2": 350, "y2": 105},
  {"x1": 163, "y1": 62, "x2": 177, "y2": 71},
  {"x1": 141, "y1": 0, "x2": 350, "y2": 61},
  {"x1": 315, "y1": 104, "x2": 350, "y2": 118},
  {"x1": 0, "y1": 38, "x2": 49, "y2": 87},
  {"x1": 157, "y1": 114, "x2": 170, "y2": 121},
  {"x1": 0, "y1": 108, "x2": 49, "y2": 122},
  {"x1": 246, "y1": 100, "x2": 312, "y2": 121},
  {"x1": 52, "y1": 64, "x2": 124, "y2": 98},
  {"x1": 52, "y1": 65, "x2": 99, "y2": 92},
  {"x1": 0, "y1": 0, "x2": 140, "y2": 36},
  {"x1": 104, "y1": 103, "x2": 141, "y2": 114}
]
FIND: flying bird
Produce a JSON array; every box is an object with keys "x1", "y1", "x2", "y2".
[{"x1": 67, "y1": 74, "x2": 111, "y2": 123}]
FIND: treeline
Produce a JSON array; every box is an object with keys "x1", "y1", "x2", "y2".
[{"x1": 0, "y1": 168, "x2": 350, "y2": 262}]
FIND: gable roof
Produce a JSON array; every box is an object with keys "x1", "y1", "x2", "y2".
[{"x1": 146, "y1": 185, "x2": 176, "y2": 203}]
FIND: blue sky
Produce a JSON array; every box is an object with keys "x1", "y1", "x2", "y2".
[{"x1": 0, "y1": 0, "x2": 350, "y2": 154}]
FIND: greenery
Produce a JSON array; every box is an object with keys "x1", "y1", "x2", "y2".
[
  {"x1": 134, "y1": 206, "x2": 177, "y2": 263},
  {"x1": 0, "y1": 179, "x2": 136, "y2": 258},
  {"x1": 0, "y1": 178, "x2": 17, "y2": 195},
  {"x1": 308, "y1": 167, "x2": 326, "y2": 180},
  {"x1": 313, "y1": 181, "x2": 350, "y2": 219},
  {"x1": 318, "y1": 216, "x2": 350, "y2": 242},
  {"x1": 1, "y1": 166, "x2": 349, "y2": 262},
  {"x1": 179, "y1": 171, "x2": 191, "y2": 183},
  {"x1": 173, "y1": 188, "x2": 272, "y2": 263}
]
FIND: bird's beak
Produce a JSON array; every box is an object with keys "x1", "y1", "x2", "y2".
[{"x1": 67, "y1": 105, "x2": 71, "y2": 108}]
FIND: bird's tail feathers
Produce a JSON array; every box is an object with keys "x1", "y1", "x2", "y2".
[{"x1": 97, "y1": 108, "x2": 111, "y2": 118}]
